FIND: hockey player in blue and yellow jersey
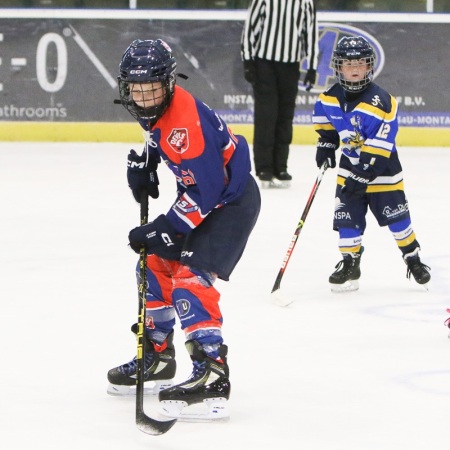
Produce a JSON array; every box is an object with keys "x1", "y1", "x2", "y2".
[
  {"x1": 313, "y1": 36, "x2": 430, "y2": 293},
  {"x1": 107, "y1": 39, "x2": 261, "y2": 420}
]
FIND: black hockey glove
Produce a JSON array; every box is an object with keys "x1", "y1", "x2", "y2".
[
  {"x1": 127, "y1": 149, "x2": 159, "y2": 203},
  {"x1": 128, "y1": 214, "x2": 185, "y2": 260},
  {"x1": 341, "y1": 166, "x2": 374, "y2": 199},
  {"x1": 316, "y1": 137, "x2": 338, "y2": 168},
  {"x1": 243, "y1": 60, "x2": 256, "y2": 84},
  {"x1": 303, "y1": 68, "x2": 317, "y2": 92}
]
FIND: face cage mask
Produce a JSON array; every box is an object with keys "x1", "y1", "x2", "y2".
[
  {"x1": 118, "y1": 78, "x2": 174, "y2": 124},
  {"x1": 333, "y1": 56, "x2": 374, "y2": 92}
]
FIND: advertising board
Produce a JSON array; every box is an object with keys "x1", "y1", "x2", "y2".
[{"x1": 0, "y1": 10, "x2": 449, "y2": 144}]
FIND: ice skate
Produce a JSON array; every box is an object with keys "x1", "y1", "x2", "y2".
[
  {"x1": 274, "y1": 171, "x2": 292, "y2": 188},
  {"x1": 329, "y1": 247, "x2": 364, "y2": 293},
  {"x1": 158, "y1": 340, "x2": 230, "y2": 422},
  {"x1": 404, "y1": 248, "x2": 431, "y2": 288},
  {"x1": 258, "y1": 171, "x2": 290, "y2": 189},
  {"x1": 107, "y1": 327, "x2": 176, "y2": 396}
]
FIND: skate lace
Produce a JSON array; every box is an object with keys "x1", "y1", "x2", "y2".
[
  {"x1": 406, "y1": 259, "x2": 430, "y2": 280},
  {"x1": 334, "y1": 257, "x2": 355, "y2": 273},
  {"x1": 120, "y1": 352, "x2": 155, "y2": 375},
  {"x1": 187, "y1": 360, "x2": 225, "y2": 385},
  {"x1": 191, "y1": 360, "x2": 207, "y2": 378}
]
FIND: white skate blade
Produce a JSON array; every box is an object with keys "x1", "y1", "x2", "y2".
[
  {"x1": 159, "y1": 397, "x2": 230, "y2": 422},
  {"x1": 330, "y1": 279, "x2": 359, "y2": 293},
  {"x1": 107, "y1": 379, "x2": 174, "y2": 396},
  {"x1": 408, "y1": 278, "x2": 430, "y2": 291},
  {"x1": 260, "y1": 179, "x2": 290, "y2": 189}
]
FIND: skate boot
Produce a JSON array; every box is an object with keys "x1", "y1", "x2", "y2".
[
  {"x1": 107, "y1": 327, "x2": 176, "y2": 396},
  {"x1": 258, "y1": 171, "x2": 289, "y2": 189},
  {"x1": 274, "y1": 171, "x2": 292, "y2": 188},
  {"x1": 158, "y1": 340, "x2": 230, "y2": 422},
  {"x1": 404, "y1": 248, "x2": 431, "y2": 287},
  {"x1": 329, "y1": 247, "x2": 364, "y2": 293}
]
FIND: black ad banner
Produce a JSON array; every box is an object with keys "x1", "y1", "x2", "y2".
[{"x1": 0, "y1": 17, "x2": 449, "y2": 128}]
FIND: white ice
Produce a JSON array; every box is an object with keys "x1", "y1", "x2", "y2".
[{"x1": 1, "y1": 142, "x2": 449, "y2": 450}]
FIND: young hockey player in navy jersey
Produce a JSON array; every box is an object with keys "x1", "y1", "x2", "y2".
[
  {"x1": 313, "y1": 36, "x2": 430, "y2": 292},
  {"x1": 107, "y1": 39, "x2": 261, "y2": 420}
]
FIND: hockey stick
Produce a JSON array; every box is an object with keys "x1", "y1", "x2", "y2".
[
  {"x1": 271, "y1": 161, "x2": 328, "y2": 306},
  {"x1": 135, "y1": 190, "x2": 177, "y2": 435}
]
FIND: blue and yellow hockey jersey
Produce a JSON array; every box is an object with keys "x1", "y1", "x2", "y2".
[{"x1": 313, "y1": 82, "x2": 404, "y2": 194}]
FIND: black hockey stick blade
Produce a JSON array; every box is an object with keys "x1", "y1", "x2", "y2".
[
  {"x1": 270, "y1": 161, "x2": 328, "y2": 304},
  {"x1": 271, "y1": 272, "x2": 283, "y2": 294},
  {"x1": 136, "y1": 411, "x2": 177, "y2": 436},
  {"x1": 135, "y1": 348, "x2": 178, "y2": 435},
  {"x1": 134, "y1": 190, "x2": 177, "y2": 435}
]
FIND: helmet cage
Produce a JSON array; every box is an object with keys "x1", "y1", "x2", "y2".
[
  {"x1": 332, "y1": 36, "x2": 375, "y2": 92},
  {"x1": 118, "y1": 39, "x2": 177, "y2": 123},
  {"x1": 118, "y1": 78, "x2": 175, "y2": 123}
]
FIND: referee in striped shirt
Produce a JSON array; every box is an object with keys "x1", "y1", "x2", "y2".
[{"x1": 241, "y1": 0, "x2": 319, "y2": 188}]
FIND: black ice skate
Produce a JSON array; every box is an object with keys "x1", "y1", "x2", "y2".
[
  {"x1": 258, "y1": 171, "x2": 290, "y2": 189},
  {"x1": 404, "y1": 248, "x2": 431, "y2": 287},
  {"x1": 329, "y1": 247, "x2": 364, "y2": 293},
  {"x1": 158, "y1": 340, "x2": 230, "y2": 422},
  {"x1": 274, "y1": 171, "x2": 292, "y2": 188},
  {"x1": 107, "y1": 327, "x2": 176, "y2": 396}
]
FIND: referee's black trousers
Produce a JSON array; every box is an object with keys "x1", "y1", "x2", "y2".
[{"x1": 252, "y1": 58, "x2": 300, "y2": 176}]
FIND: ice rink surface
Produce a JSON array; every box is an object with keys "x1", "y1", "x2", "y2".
[{"x1": 1, "y1": 142, "x2": 449, "y2": 450}]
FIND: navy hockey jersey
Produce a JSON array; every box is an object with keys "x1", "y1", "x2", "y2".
[{"x1": 141, "y1": 85, "x2": 252, "y2": 235}]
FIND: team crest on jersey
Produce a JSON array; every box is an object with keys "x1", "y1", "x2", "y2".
[
  {"x1": 348, "y1": 130, "x2": 364, "y2": 148},
  {"x1": 175, "y1": 299, "x2": 191, "y2": 317},
  {"x1": 342, "y1": 116, "x2": 364, "y2": 149},
  {"x1": 167, "y1": 128, "x2": 189, "y2": 154}
]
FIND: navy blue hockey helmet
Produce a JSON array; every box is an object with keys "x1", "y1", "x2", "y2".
[
  {"x1": 118, "y1": 39, "x2": 177, "y2": 123},
  {"x1": 332, "y1": 36, "x2": 375, "y2": 92}
]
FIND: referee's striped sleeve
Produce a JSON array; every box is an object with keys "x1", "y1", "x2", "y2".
[
  {"x1": 241, "y1": 0, "x2": 319, "y2": 68},
  {"x1": 303, "y1": 0, "x2": 319, "y2": 70}
]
